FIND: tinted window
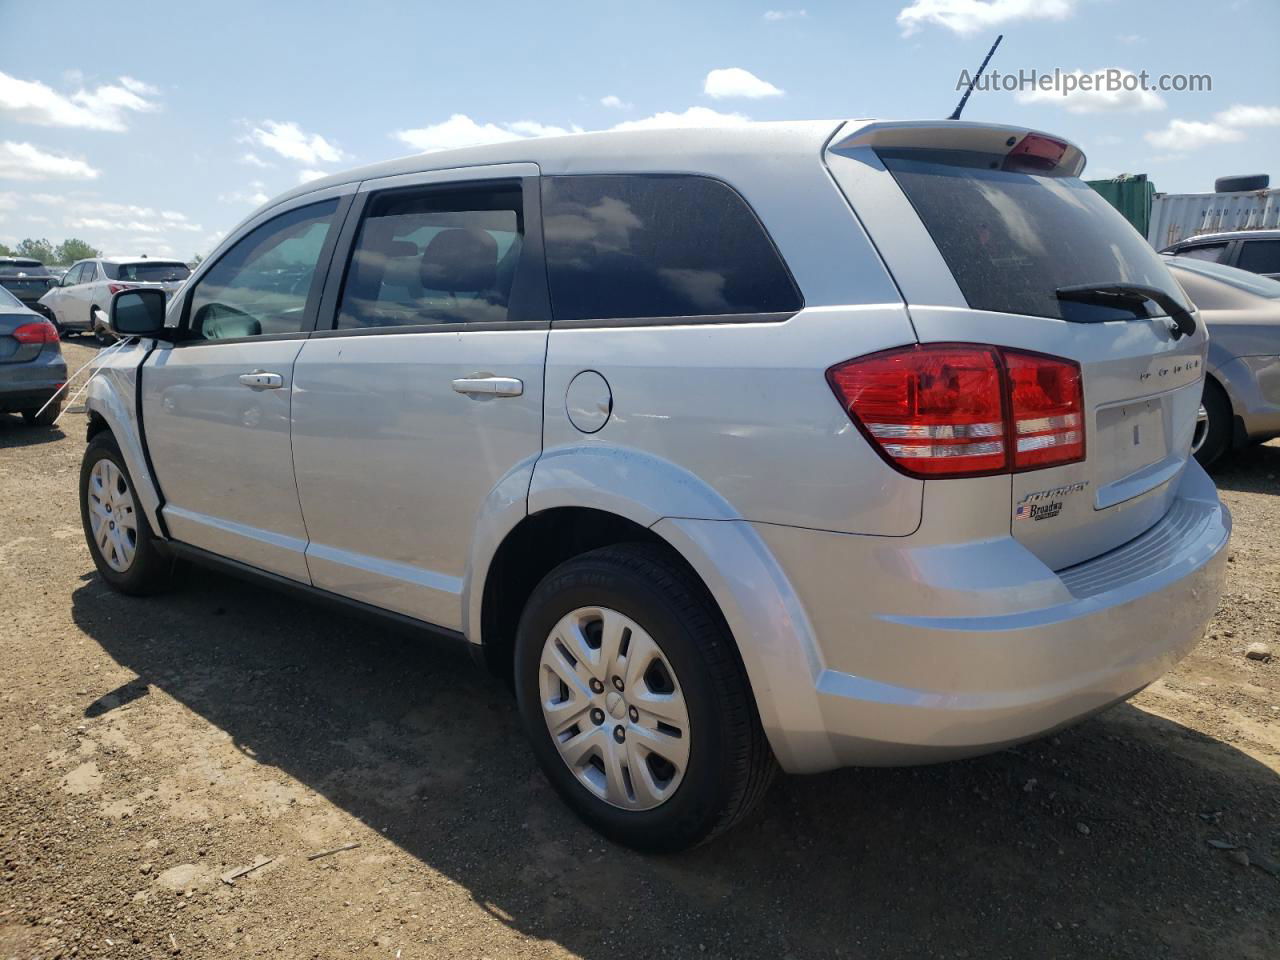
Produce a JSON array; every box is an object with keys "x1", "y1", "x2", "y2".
[
  {"x1": 1237, "y1": 239, "x2": 1280, "y2": 274},
  {"x1": 880, "y1": 149, "x2": 1189, "y2": 321},
  {"x1": 0, "y1": 260, "x2": 49, "y2": 277},
  {"x1": 1178, "y1": 242, "x2": 1230, "y2": 263},
  {"x1": 337, "y1": 184, "x2": 523, "y2": 328},
  {"x1": 541, "y1": 175, "x2": 801, "y2": 321},
  {"x1": 105, "y1": 261, "x2": 192, "y2": 282},
  {"x1": 65, "y1": 264, "x2": 87, "y2": 285},
  {"x1": 81, "y1": 262, "x2": 98, "y2": 281},
  {"x1": 187, "y1": 200, "x2": 337, "y2": 341}
]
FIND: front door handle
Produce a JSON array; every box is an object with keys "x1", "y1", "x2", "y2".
[
  {"x1": 239, "y1": 371, "x2": 284, "y2": 390},
  {"x1": 451, "y1": 376, "x2": 524, "y2": 398}
]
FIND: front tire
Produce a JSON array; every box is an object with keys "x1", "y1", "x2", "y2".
[
  {"x1": 80, "y1": 432, "x2": 171, "y2": 594},
  {"x1": 1193, "y1": 379, "x2": 1232, "y2": 467},
  {"x1": 514, "y1": 544, "x2": 775, "y2": 851}
]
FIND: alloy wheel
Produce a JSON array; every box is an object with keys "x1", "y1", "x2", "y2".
[
  {"x1": 538, "y1": 606, "x2": 690, "y2": 811},
  {"x1": 1192, "y1": 403, "x2": 1209, "y2": 454}
]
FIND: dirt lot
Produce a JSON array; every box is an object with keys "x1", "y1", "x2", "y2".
[{"x1": 1, "y1": 338, "x2": 1277, "y2": 959}]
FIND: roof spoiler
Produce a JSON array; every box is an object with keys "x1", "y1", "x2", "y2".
[{"x1": 829, "y1": 120, "x2": 1087, "y2": 177}]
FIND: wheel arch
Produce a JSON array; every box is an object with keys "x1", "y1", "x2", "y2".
[{"x1": 83, "y1": 353, "x2": 165, "y2": 537}]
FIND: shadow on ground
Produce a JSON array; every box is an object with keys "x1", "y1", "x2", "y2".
[
  {"x1": 69, "y1": 561, "x2": 1278, "y2": 959},
  {"x1": 0, "y1": 413, "x2": 65, "y2": 448},
  {"x1": 1211, "y1": 439, "x2": 1280, "y2": 495}
]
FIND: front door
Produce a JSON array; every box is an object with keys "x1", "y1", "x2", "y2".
[
  {"x1": 141, "y1": 194, "x2": 350, "y2": 581},
  {"x1": 290, "y1": 165, "x2": 549, "y2": 629}
]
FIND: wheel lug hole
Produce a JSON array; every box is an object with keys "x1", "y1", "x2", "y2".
[
  {"x1": 589, "y1": 678, "x2": 604, "y2": 694},
  {"x1": 628, "y1": 706, "x2": 638, "y2": 723},
  {"x1": 590, "y1": 708, "x2": 604, "y2": 726},
  {"x1": 612, "y1": 676, "x2": 624, "y2": 692},
  {"x1": 613, "y1": 725, "x2": 625, "y2": 743}
]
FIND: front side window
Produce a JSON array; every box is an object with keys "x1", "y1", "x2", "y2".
[
  {"x1": 541, "y1": 174, "x2": 801, "y2": 322},
  {"x1": 1178, "y1": 242, "x2": 1230, "y2": 263},
  {"x1": 336, "y1": 183, "x2": 523, "y2": 329},
  {"x1": 65, "y1": 263, "x2": 87, "y2": 285},
  {"x1": 880, "y1": 148, "x2": 1189, "y2": 321},
  {"x1": 1237, "y1": 239, "x2": 1280, "y2": 274},
  {"x1": 187, "y1": 199, "x2": 337, "y2": 340}
]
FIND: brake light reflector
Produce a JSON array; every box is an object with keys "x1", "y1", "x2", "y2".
[
  {"x1": 108, "y1": 283, "x2": 131, "y2": 295},
  {"x1": 827, "y1": 344, "x2": 1084, "y2": 478},
  {"x1": 1003, "y1": 349, "x2": 1084, "y2": 469},
  {"x1": 12, "y1": 320, "x2": 59, "y2": 344}
]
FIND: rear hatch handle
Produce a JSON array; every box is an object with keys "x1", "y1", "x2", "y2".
[{"x1": 1055, "y1": 283, "x2": 1196, "y2": 340}]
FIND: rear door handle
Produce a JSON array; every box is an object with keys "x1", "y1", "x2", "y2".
[
  {"x1": 451, "y1": 376, "x2": 524, "y2": 398},
  {"x1": 239, "y1": 371, "x2": 284, "y2": 390}
]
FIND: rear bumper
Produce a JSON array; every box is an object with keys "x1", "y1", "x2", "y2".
[
  {"x1": 749, "y1": 460, "x2": 1230, "y2": 772},
  {"x1": 0, "y1": 355, "x2": 67, "y2": 412}
]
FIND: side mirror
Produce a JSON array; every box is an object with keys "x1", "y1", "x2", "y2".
[{"x1": 110, "y1": 288, "x2": 169, "y2": 338}]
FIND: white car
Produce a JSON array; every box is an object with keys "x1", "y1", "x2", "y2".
[
  {"x1": 82, "y1": 119, "x2": 1230, "y2": 851},
  {"x1": 39, "y1": 257, "x2": 191, "y2": 343}
]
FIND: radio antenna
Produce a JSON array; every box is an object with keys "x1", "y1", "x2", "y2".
[{"x1": 948, "y1": 34, "x2": 1003, "y2": 120}]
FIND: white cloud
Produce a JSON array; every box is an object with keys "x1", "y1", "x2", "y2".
[
  {"x1": 239, "y1": 152, "x2": 272, "y2": 168},
  {"x1": 704, "y1": 67, "x2": 784, "y2": 100},
  {"x1": 1015, "y1": 68, "x2": 1164, "y2": 113},
  {"x1": 1144, "y1": 119, "x2": 1245, "y2": 152},
  {"x1": 1214, "y1": 104, "x2": 1280, "y2": 128},
  {"x1": 897, "y1": 0, "x2": 1075, "y2": 36},
  {"x1": 0, "y1": 70, "x2": 159, "y2": 132},
  {"x1": 220, "y1": 181, "x2": 270, "y2": 206},
  {"x1": 764, "y1": 9, "x2": 807, "y2": 20},
  {"x1": 600, "y1": 95, "x2": 631, "y2": 110},
  {"x1": 0, "y1": 142, "x2": 99, "y2": 180},
  {"x1": 394, "y1": 114, "x2": 582, "y2": 153},
  {"x1": 611, "y1": 106, "x2": 751, "y2": 132},
  {"x1": 24, "y1": 194, "x2": 201, "y2": 231},
  {"x1": 248, "y1": 120, "x2": 344, "y2": 165},
  {"x1": 298, "y1": 169, "x2": 328, "y2": 184}
]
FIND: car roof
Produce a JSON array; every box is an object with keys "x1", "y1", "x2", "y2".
[
  {"x1": 0, "y1": 257, "x2": 44, "y2": 266},
  {"x1": 1172, "y1": 229, "x2": 1280, "y2": 244}
]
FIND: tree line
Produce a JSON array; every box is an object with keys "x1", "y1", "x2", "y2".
[{"x1": 0, "y1": 237, "x2": 103, "y2": 265}]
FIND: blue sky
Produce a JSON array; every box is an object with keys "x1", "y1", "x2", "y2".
[{"x1": 1, "y1": 0, "x2": 1277, "y2": 260}]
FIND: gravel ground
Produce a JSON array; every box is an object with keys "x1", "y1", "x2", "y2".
[{"x1": 1, "y1": 339, "x2": 1277, "y2": 960}]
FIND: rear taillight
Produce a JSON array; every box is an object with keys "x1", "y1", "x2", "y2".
[
  {"x1": 827, "y1": 344, "x2": 1084, "y2": 478},
  {"x1": 108, "y1": 283, "x2": 130, "y2": 295},
  {"x1": 12, "y1": 320, "x2": 60, "y2": 345}
]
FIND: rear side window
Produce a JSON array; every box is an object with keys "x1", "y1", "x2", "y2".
[
  {"x1": 541, "y1": 174, "x2": 801, "y2": 321},
  {"x1": 880, "y1": 149, "x2": 1188, "y2": 321},
  {"x1": 1237, "y1": 239, "x2": 1280, "y2": 274},
  {"x1": 336, "y1": 182, "x2": 524, "y2": 328},
  {"x1": 105, "y1": 261, "x2": 191, "y2": 282},
  {"x1": 1177, "y1": 242, "x2": 1230, "y2": 263}
]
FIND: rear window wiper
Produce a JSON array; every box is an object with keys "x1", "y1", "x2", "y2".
[{"x1": 1055, "y1": 283, "x2": 1196, "y2": 340}]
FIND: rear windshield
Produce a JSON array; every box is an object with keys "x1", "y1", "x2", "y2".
[
  {"x1": 104, "y1": 261, "x2": 191, "y2": 282},
  {"x1": 879, "y1": 148, "x2": 1189, "y2": 321},
  {"x1": 0, "y1": 261, "x2": 50, "y2": 277}
]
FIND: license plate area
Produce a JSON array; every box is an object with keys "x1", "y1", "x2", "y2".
[{"x1": 1093, "y1": 396, "x2": 1175, "y2": 509}]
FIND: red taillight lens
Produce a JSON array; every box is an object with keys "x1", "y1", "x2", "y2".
[
  {"x1": 827, "y1": 344, "x2": 1084, "y2": 478},
  {"x1": 12, "y1": 320, "x2": 60, "y2": 345},
  {"x1": 108, "y1": 283, "x2": 129, "y2": 295},
  {"x1": 1004, "y1": 349, "x2": 1084, "y2": 470}
]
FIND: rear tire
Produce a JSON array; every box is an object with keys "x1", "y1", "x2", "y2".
[
  {"x1": 80, "y1": 432, "x2": 172, "y2": 595},
  {"x1": 514, "y1": 543, "x2": 775, "y2": 852},
  {"x1": 21, "y1": 400, "x2": 61, "y2": 427},
  {"x1": 1193, "y1": 379, "x2": 1232, "y2": 468}
]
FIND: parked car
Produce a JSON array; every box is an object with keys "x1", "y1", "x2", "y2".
[
  {"x1": 39, "y1": 257, "x2": 192, "y2": 343},
  {"x1": 1161, "y1": 229, "x2": 1280, "y2": 280},
  {"x1": 0, "y1": 284, "x2": 66, "y2": 426},
  {"x1": 1163, "y1": 254, "x2": 1280, "y2": 465},
  {"x1": 0, "y1": 257, "x2": 59, "y2": 327},
  {"x1": 81, "y1": 120, "x2": 1230, "y2": 851}
]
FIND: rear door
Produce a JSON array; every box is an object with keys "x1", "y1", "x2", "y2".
[
  {"x1": 1237, "y1": 238, "x2": 1280, "y2": 279},
  {"x1": 44, "y1": 263, "x2": 84, "y2": 327},
  {"x1": 290, "y1": 164, "x2": 549, "y2": 630},
  {"x1": 828, "y1": 123, "x2": 1206, "y2": 570},
  {"x1": 141, "y1": 192, "x2": 353, "y2": 581}
]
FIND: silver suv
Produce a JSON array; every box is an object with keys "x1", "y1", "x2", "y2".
[
  {"x1": 40, "y1": 256, "x2": 191, "y2": 343},
  {"x1": 81, "y1": 119, "x2": 1230, "y2": 851}
]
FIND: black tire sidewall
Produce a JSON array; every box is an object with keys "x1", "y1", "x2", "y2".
[
  {"x1": 514, "y1": 552, "x2": 740, "y2": 851},
  {"x1": 1195, "y1": 380, "x2": 1232, "y2": 467}
]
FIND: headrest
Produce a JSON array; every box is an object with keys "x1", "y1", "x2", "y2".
[{"x1": 419, "y1": 228, "x2": 497, "y2": 293}]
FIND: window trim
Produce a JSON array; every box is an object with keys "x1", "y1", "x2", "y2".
[
  {"x1": 314, "y1": 170, "x2": 551, "y2": 335},
  {"x1": 171, "y1": 189, "x2": 357, "y2": 348},
  {"x1": 540, "y1": 172, "x2": 804, "y2": 328}
]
